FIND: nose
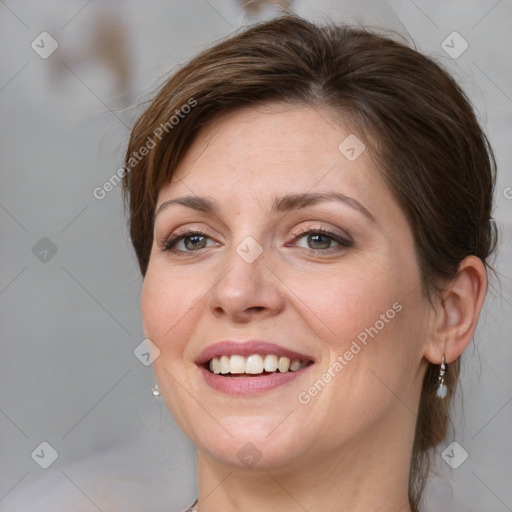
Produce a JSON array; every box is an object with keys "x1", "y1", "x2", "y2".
[{"x1": 208, "y1": 242, "x2": 285, "y2": 323}]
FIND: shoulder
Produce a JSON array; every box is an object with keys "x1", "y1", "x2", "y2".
[{"x1": 182, "y1": 499, "x2": 198, "y2": 512}]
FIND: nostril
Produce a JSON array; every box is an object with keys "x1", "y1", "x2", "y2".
[{"x1": 247, "y1": 306, "x2": 265, "y2": 312}]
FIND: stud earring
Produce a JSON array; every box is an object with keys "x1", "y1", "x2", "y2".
[
  {"x1": 436, "y1": 355, "x2": 447, "y2": 399},
  {"x1": 151, "y1": 383, "x2": 161, "y2": 398}
]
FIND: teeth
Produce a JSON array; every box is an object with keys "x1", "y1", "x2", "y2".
[
  {"x1": 264, "y1": 354, "x2": 278, "y2": 372},
  {"x1": 278, "y1": 356, "x2": 290, "y2": 372},
  {"x1": 219, "y1": 355, "x2": 230, "y2": 374},
  {"x1": 246, "y1": 354, "x2": 264, "y2": 374},
  {"x1": 289, "y1": 359, "x2": 302, "y2": 371},
  {"x1": 208, "y1": 354, "x2": 308, "y2": 375},
  {"x1": 230, "y1": 355, "x2": 246, "y2": 374},
  {"x1": 210, "y1": 357, "x2": 220, "y2": 374}
]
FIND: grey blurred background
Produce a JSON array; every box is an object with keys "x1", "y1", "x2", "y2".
[{"x1": 0, "y1": 1, "x2": 511, "y2": 511}]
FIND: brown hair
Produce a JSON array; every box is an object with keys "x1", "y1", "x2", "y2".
[{"x1": 121, "y1": 14, "x2": 497, "y2": 510}]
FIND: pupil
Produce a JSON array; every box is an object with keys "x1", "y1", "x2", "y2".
[
  {"x1": 309, "y1": 234, "x2": 330, "y2": 249},
  {"x1": 186, "y1": 235, "x2": 206, "y2": 250}
]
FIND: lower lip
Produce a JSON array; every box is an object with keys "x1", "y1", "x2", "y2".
[{"x1": 198, "y1": 365, "x2": 313, "y2": 395}]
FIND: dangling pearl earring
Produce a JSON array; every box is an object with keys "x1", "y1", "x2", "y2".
[
  {"x1": 151, "y1": 384, "x2": 161, "y2": 398},
  {"x1": 436, "y1": 355, "x2": 447, "y2": 399}
]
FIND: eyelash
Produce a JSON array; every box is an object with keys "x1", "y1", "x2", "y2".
[
  {"x1": 160, "y1": 227, "x2": 353, "y2": 255},
  {"x1": 291, "y1": 227, "x2": 353, "y2": 250}
]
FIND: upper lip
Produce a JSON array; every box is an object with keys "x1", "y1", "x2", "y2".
[{"x1": 195, "y1": 340, "x2": 315, "y2": 366}]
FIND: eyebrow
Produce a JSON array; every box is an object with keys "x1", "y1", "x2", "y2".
[{"x1": 154, "y1": 191, "x2": 375, "y2": 222}]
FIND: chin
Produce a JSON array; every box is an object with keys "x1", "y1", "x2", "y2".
[{"x1": 174, "y1": 409, "x2": 307, "y2": 469}]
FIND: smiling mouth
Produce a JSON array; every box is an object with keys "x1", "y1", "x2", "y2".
[{"x1": 205, "y1": 354, "x2": 313, "y2": 377}]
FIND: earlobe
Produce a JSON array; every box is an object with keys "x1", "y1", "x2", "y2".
[{"x1": 424, "y1": 255, "x2": 488, "y2": 365}]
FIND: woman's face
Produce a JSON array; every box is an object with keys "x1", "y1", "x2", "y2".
[{"x1": 141, "y1": 104, "x2": 432, "y2": 472}]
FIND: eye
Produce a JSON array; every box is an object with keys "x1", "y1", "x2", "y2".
[
  {"x1": 161, "y1": 231, "x2": 218, "y2": 253},
  {"x1": 160, "y1": 227, "x2": 353, "y2": 255},
  {"x1": 289, "y1": 227, "x2": 353, "y2": 251}
]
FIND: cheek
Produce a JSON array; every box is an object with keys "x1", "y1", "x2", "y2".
[
  {"x1": 291, "y1": 257, "x2": 423, "y2": 400},
  {"x1": 140, "y1": 266, "x2": 202, "y2": 433},
  {"x1": 140, "y1": 267, "x2": 194, "y2": 356},
  {"x1": 290, "y1": 260, "x2": 400, "y2": 346},
  {"x1": 140, "y1": 273, "x2": 166, "y2": 342}
]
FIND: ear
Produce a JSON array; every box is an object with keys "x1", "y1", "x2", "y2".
[{"x1": 423, "y1": 256, "x2": 488, "y2": 365}]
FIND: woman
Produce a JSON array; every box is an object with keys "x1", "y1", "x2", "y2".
[{"x1": 122, "y1": 14, "x2": 497, "y2": 512}]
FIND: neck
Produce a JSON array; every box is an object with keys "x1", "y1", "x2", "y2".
[{"x1": 194, "y1": 415, "x2": 415, "y2": 512}]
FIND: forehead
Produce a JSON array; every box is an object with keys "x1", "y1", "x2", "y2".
[{"x1": 159, "y1": 104, "x2": 382, "y2": 207}]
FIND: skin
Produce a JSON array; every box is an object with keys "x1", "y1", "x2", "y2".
[{"x1": 140, "y1": 103, "x2": 488, "y2": 512}]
